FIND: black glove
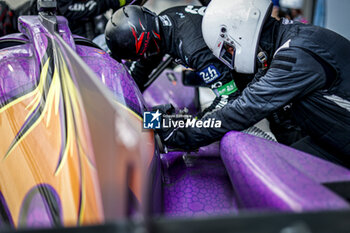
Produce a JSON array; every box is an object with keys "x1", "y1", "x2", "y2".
[
  {"x1": 151, "y1": 104, "x2": 199, "y2": 151},
  {"x1": 151, "y1": 104, "x2": 176, "y2": 144},
  {"x1": 151, "y1": 103, "x2": 175, "y2": 116}
]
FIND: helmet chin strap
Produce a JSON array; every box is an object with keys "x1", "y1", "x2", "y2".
[{"x1": 257, "y1": 47, "x2": 269, "y2": 70}]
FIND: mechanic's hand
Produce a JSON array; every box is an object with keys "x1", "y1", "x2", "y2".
[
  {"x1": 197, "y1": 91, "x2": 239, "y2": 119},
  {"x1": 151, "y1": 104, "x2": 204, "y2": 152},
  {"x1": 151, "y1": 103, "x2": 176, "y2": 115},
  {"x1": 151, "y1": 104, "x2": 177, "y2": 145}
]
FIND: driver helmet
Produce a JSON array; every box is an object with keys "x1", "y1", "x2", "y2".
[{"x1": 105, "y1": 5, "x2": 161, "y2": 61}]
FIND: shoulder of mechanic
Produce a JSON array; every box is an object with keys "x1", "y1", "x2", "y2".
[
  {"x1": 158, "y1": 6, "x2": 184, "y2": 27},
  {"x1": 193, "y1": 50, "x2": 229, "y2": 73},
  {"x1": 248, "y1": 46, "x2": 328, "y2": 93},
  {"x1": 270, "y1": 45, "x2": 327, "y2": 74}
]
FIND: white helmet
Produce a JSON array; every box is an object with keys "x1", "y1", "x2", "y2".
[
  {"x1": 202, "y1": 0, "x2": 272, "y2": 74},
  {"x1": 280, "y1": 0, "x2": 304, "y2": 9}
]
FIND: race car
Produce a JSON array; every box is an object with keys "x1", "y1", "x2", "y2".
[{"x1": 0, "y1": 0, "x2": 349, "y2": 232}]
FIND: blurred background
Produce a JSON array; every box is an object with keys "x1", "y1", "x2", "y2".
[
  {"x1": 6, "y1": 0, "x2": 201, "y2": 12},
  {"x1": 5, "y1": 0, "x2": 350, "y2": 40}
]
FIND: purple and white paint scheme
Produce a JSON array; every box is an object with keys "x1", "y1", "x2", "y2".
[{"x1": 0, "y1": 9, "x2": 349, "y2": 229}]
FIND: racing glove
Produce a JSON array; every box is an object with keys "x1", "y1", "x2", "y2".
[
  {"x1": 151, "y1": 104, "x2": 177, "y2": 144},
  {"x1": 151, "y1": 104, "x2": 197, "y2": 151}
]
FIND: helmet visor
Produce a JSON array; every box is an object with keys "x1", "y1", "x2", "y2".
[{"x1": 218, "y1": 41, "x2": 235, "y2": 70}]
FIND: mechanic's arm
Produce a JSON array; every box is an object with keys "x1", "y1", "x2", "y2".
[
  {"x1": 164, "y1": 48, "x2": 327, "y2": 150},
  {"x1": 190, "y1": 47, "x2": 237, "y2": 90},
  {"x1": 126, "y1": 54, "x2": 164, "y2": 92},
  {"x1": 57, "y1": 0, "x2": 137, "y2": 21}
]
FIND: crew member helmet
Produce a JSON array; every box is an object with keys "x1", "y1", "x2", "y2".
[{"x1": 202, "y1": 0, "x2": 272, "y2": 73}]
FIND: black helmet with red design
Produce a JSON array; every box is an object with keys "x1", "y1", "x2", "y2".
[
  {"x1": 105, "y1": 5, "x2": 161, "y2": 61},
  {"x1": 0, "y1": 1, "x2": 17, "y2": 37}
]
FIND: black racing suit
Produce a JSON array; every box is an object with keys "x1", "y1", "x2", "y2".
[
  {"x1": 17, "y1": 0, "x2": 140, "y2": 39},
  {"x1": 57, "y1": 0, "x2": 137, "y2": 39},
  {"x1": 128, "y1": 5, "x2": 240, "y2": 96},
  {"x1": 165, "y1": 17, "x2": 350, "y2": 167}
]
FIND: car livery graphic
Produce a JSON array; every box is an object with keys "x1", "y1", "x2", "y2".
[{"x1": 0, "y1": 1, "x2": 349, "y2": 232}]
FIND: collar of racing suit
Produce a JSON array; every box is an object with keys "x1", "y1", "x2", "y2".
[
  {"x1": 258, "y1": 17, "x2": 281, "y2": 65},
  {"x1": 156, "y1": 17, "x2": 168, "y2": 53}
]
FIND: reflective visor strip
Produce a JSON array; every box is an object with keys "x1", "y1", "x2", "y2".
[{"x1": 218, "y1": 41, "x2": 235, "y2": 70}]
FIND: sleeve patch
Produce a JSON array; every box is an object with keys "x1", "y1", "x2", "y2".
[
  {"x1": 196, "y1": 65, "x2": 222, "y2": 84},
  {"x1": 270, "y1": 63, "x2": 293, "y2": 72},
  {"x1": 274, "y1": 55, "x2": 297, "y2": 64}
]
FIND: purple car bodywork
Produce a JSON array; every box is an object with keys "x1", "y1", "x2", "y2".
[
  {"x1": 145, "y1": 72, "x2": 350, "y2": 215},
  {"x1": 0, "y1": 14, "x2": 349, "y2": 228}
]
